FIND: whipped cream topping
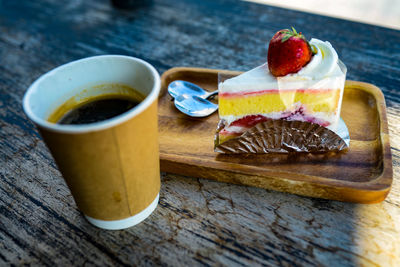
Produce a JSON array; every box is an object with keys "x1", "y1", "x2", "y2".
[
  {"x1": 285, "y1": 38, "x2": 343, "y2": 80},
  {"x1": 219, "y1": 38, "x2": 346, "y2": 94}
]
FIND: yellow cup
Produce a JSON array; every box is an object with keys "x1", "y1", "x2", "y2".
[{"x1": 23, "y1": 55, "x2": 160, "y2": 230}]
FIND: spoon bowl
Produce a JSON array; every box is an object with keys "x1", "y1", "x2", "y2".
[
  {"x1": 174, "y1": 95, "x2": 218, "y2": 117},
  {"x1": 168, "y1": 80, "x2": 218, "y2": 99}
]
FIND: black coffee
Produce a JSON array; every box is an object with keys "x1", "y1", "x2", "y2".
[{"x1": 58, "y1": 97, "x2": 139, "y2": 125}]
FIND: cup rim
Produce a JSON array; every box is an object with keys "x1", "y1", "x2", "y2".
[{"x1": 22, "y1": 55, "x2": 161, "y2": 134}]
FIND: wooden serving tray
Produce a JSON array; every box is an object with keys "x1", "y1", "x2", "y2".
[{"x1": 158, "y1": 67, "x2": 393, "y2": 203}]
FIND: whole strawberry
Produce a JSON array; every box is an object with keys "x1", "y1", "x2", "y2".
[{"x1": 267, "y1": 27, "x2": 313, "y2": 77}]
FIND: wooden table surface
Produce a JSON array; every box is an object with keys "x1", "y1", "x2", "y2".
[{"x1": 1, "y1": 0, "x2": 399, "y2": 265}]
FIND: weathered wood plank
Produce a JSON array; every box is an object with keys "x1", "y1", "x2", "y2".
[{"x1": 0, "y1": 0, "x2": 399, "y2": 265}]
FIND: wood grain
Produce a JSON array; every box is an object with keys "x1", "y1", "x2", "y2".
[{"x1": 0, "y1": 0, "x2": 399, "y2": 266}]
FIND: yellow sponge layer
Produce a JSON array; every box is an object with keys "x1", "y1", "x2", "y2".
[{"x1": 219, "y1": 90, "x2": 341, "y2": 116}]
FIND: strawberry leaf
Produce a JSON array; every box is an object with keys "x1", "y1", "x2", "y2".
[
  {"x1": 281, "y1": 33, "x2": 292, "y2": 43},
  {"x1": 279, "y1": 27, "x2": 309, "y2": 44}
]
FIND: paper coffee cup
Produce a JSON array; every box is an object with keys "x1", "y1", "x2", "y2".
[{"x1": 23, "y1": 55, "x2": 161, "y2": 230}]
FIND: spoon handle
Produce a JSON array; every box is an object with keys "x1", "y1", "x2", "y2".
[{"x1": 204, "y1": 90, "x2": 219, "y2": 99}]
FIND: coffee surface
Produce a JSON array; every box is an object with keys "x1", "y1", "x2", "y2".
[{"x1": 58, "y1": 97, "x2": 139, "y2": 125}]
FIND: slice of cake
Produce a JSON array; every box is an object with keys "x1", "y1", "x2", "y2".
[{"x1": 217, "y1": 29, "x2": 346, "y2": 146}]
